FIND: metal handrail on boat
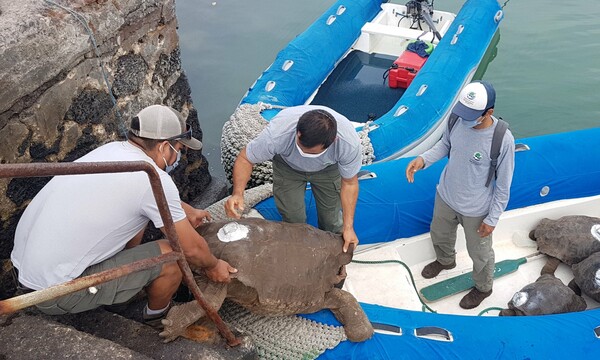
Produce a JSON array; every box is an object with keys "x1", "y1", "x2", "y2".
[{"x1": 0, "y1": 161, "x2": 240, "y2": 347}]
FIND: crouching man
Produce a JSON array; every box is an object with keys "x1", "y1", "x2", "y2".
[{"x1": 11, "y1": 105, "x2": 236, "y2": 326}]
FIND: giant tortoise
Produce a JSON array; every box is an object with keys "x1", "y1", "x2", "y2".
[
  {"x1": 529, "y1": 215, "x2": 600, "y2": 275},
  {"x1": 572, "y1": 252, "x2": 600, "y2": 303},
  {"x1": 159, "y1": 218, "x2": 374, "y2": 343},
  {"x1": 499, "y1": 274, "x2": 586, "y2": 316}
]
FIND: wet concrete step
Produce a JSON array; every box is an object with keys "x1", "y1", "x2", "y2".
[
  {"x1": 55, "y1": 305, "x2": 257, "y2": 360},
  {"x1": 1, "y1": 305, "x2": 256, "y2": 360},
  {"x1": 0, "y1": 313, "x2": 152, "y2": 360}
]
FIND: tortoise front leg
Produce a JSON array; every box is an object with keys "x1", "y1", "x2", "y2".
[
  {"x1": 567, "y1": 279, "x2": 582, "y2": 296},
  {"x1": 540, "y1": 256, "x2": 561, "y2": 276},
  {"x1": 160, "y1": 281, "x2": 228, "y2": 342},
  {"x1": 323, "y1": 288, "x2": 373, "y2": 342},
  {"x1": 499, "y1": 308, "x2": 517, "y2": 316}
]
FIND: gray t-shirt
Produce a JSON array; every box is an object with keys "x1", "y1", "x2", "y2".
[
  {"x1": 246, "y1": 105, "x2": 362, "y2": 179},
  {"x1": 420, "y1": 116, "x2": 515, "y2": 226}
]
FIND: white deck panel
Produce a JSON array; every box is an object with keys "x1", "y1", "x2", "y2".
[{"x1": 345, "y1": 194, "x2": 600, "y2": 316}]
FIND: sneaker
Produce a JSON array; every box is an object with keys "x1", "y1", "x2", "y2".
[
  {"x1": 142, "y1": 303, "x2": 172, "y2": 329},
  {"x1": 459, "y1": 288, "x2": 492, "y2": 309},
  {"x1": 421, "y1": 260, "x2": 456, "y2": 279}
]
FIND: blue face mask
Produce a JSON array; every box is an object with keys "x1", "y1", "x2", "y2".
[
  {"x1": 163, "y1": 143, "x2": 182, "y2": 174},
  {"x1": 463, "y1": 117, "x2": 484, "y2": 128}
]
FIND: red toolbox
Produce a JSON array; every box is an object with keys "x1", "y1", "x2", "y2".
[{"x1": 388, "y1": 50, "x2": 428, "y2": 89}]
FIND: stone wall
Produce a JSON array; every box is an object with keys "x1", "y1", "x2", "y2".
[{"x1": 0, "y1": 0, "x2": 213, "y2": 271}]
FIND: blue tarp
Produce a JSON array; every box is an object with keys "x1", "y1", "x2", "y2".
[{"x1": 301, "y1": 303, "x2": 600, "y2": 359}]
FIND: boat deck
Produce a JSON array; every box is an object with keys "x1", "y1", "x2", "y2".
[
  {"x1": 310, "y1": 50, "x2": 405, "y2": 123},
  {"x1": 345, "y1": 195, "x2": 600, "y2": 317},
  {"x1": 309, "y1": 2, "x2": 456, "y2": 124}
]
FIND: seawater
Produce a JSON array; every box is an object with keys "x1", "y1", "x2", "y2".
[{"x1": 176, "y1": 0, "x2": 600, "y2": 180}]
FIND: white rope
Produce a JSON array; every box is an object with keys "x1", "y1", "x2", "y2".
[
  {"x1": 357, "y1": 121, "x2": 376, "y2": 166},
  {"x1": 221, "y1": 103, "x2": 279, "y2": 187},
  {"x1": 219, "y1": 300, "x2": 346, "y2": 360},
  {"x1": 204, "y1": 183, "x2": 273, "y2": 221}
]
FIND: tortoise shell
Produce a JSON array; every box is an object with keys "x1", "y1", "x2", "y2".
[{"x1": 532, "y1": 215, "x2": 600, "y2": 265}]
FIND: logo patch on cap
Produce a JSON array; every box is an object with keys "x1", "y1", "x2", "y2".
[{"x1": 452, "y1": 81, "x2": 496, "y2": 121}]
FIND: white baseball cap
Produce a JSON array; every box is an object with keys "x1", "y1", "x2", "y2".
[
  {"x1": 451, "y1": 81, "x2": 496, "y2": 122},
  {"x1": 130, "y1": 105, "x2": 202, "y2": 150}
]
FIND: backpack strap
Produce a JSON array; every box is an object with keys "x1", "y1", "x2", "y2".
[
  {"x1": 485, "y1": 119, "x2": 508, "y2": 187},
  {"x1": 446, "y1": 114, "x2": 459, "y2": 159},
  {"x1": 447, "y1": 114, "x2": 459, "y2": 132}
]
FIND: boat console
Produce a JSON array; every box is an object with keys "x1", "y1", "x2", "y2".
[{"x1": 354, "y1": 2, "x2": 455, "y2": 57}]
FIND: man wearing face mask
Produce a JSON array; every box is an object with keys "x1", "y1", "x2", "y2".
[
  {"x1": 224, "y1": 105, "x2": 362, "y2": 253},
  {"x1": 11, "y1": 105, "x2": 236, "y2": 327},
  {"x1": 405, "y1": 81, "x2": 515, "y2": 309}
]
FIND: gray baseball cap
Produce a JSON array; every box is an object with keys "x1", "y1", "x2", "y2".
[{"x1": 130, "y1": 105, "x2": 202, "y2": 150}]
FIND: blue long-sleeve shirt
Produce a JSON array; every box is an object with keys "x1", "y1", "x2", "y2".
[{"x1": 420, "y1": 116, "x2": 515, "y2": 226}]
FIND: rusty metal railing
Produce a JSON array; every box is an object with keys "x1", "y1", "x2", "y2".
[{"x1": 0, "y1": 161, "x2": 240, "y2": 346}]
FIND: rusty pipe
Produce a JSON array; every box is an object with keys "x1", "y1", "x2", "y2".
[
  {"x1": 0, "y1": 161, "x2": 155, "y2": 178},
  {"x1": 0, "y1": 252, "x2": 182, "y2": 314},
  {"x1": 178, "y1": 259, "x2": 241, "y2": 347}
]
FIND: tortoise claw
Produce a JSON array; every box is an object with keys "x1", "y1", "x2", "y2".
[
  {"x1": 159, "y1": 319, "x2": 182, "y2": 343},
  {"x1": 159, "y1": 329, "x2": 177, "y2": 343}
]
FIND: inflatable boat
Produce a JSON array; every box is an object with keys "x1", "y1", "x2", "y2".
[
  {"x1": 312, "y1": 187, "x2": 600, "y2": 359},
  {"x1": 311, "y1": 192, "x2": 600, "y2": 358},
  {"x1": 221, "y1": 0, "x2": 504, "y2": 182},
  {"x1": 253, "y1": 127, "x2": 600, "y2": 358}
]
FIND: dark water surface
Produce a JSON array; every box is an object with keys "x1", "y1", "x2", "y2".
[{"x1": 176, "y1": 0, "x2": 600, "y2": 180}]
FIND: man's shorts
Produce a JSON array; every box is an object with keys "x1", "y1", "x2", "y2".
[{"x1": 36, "y1": 241, "x2": 163, "y2": 315}]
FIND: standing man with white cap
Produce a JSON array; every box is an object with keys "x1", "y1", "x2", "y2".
[
  {"x1": 11, "y1": 105, "x2": 236, "y2": 327},
  {"x1": 405, "y1": 81, "x2": 515, "y2": 309}
]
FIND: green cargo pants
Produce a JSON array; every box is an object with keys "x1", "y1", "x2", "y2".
[
  {"x1": 430, "y1": 192, "x2": 495, "y2": 292},
  {"x1": 35, "y1": 241, "x2": 162, "y2": 315},
  {"x1": 272, "y1": 155, "x2": 342, "y2": 233}
]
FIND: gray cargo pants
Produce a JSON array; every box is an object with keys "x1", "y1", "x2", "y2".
[
  {"x1": 430, "y1": 192, "x2": 495, "y2": 292},
  {"x1": 272, "y1": 155, "x2": 342, "y2": 233}
]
